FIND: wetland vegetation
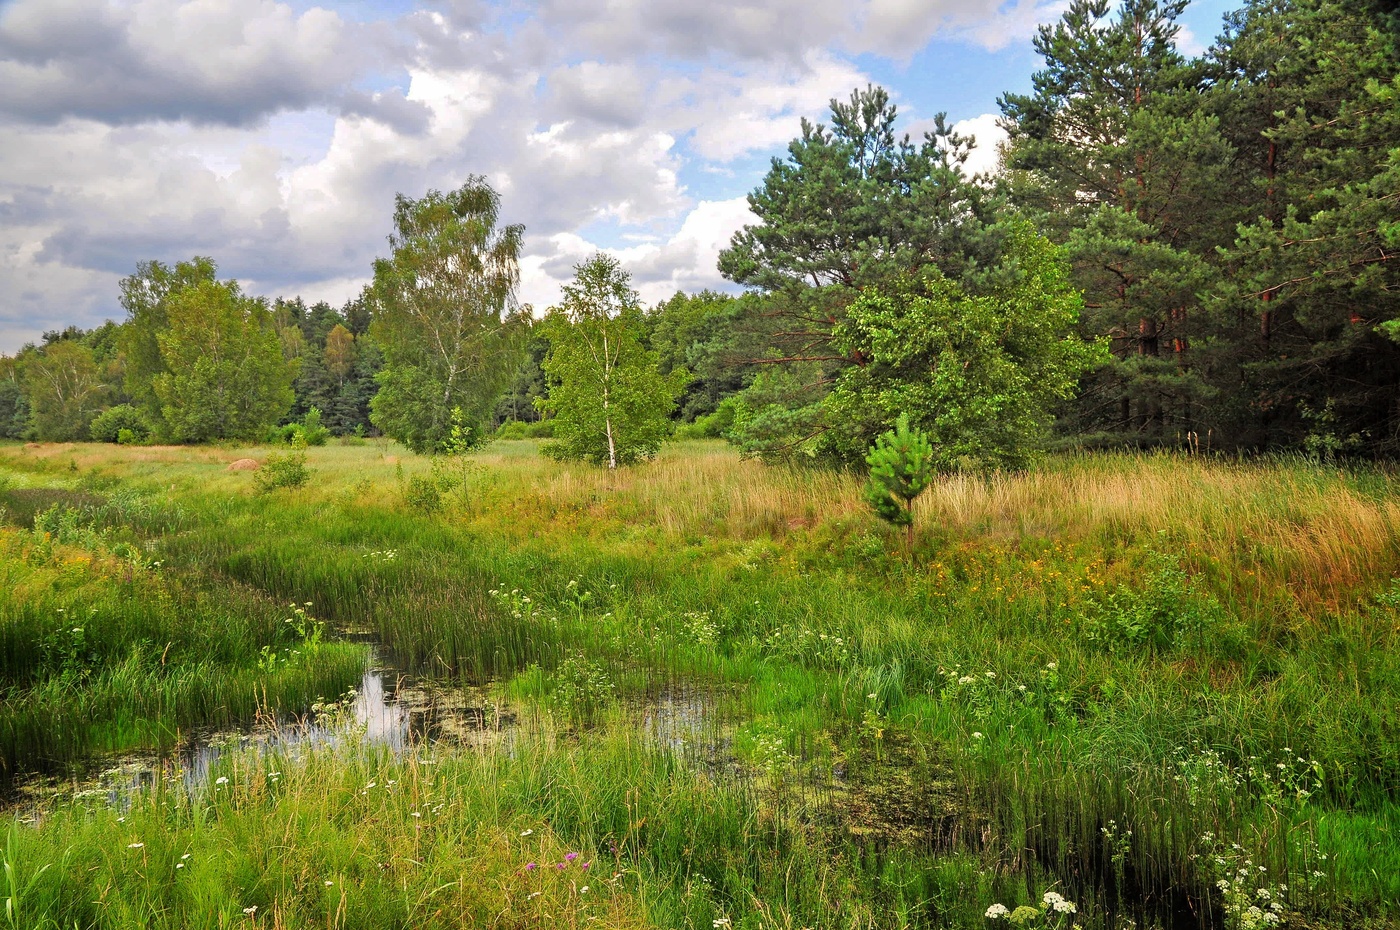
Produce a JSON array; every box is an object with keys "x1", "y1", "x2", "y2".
[{"x1": 0, "y1": 440, "x2": 1396, "y2": 929}]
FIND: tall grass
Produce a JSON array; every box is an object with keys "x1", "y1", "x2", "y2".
[{"x1": 1, "y1": 440, "x2": 1397, "y2": 928}]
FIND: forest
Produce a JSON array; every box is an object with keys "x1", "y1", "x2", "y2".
[{"x1": 2, "y1": 0, "x2": 1396, "y2": 468}]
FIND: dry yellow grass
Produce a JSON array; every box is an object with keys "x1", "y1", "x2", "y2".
[{"x1": 6, "y1": 439, "x2": 1397, "y2": 610}]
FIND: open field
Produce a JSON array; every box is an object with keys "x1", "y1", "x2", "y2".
[{"x1": 0, "y1": 440, "x2": 1397, "y2": 929}]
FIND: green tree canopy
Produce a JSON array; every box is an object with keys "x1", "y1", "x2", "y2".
[
  {"x1": 118, "y1": 257, "x2": 220, "y2": 429},
  {"x1": 368, "y1": 177, "x2": 528, "y2": 453},
  {"x1": 20, "y1": 340, "x2": 108, "y2": 442},
  {"x1": 537, "y1": 255, "x2": 689, "y2": 468},
  {"x1": 151, "y1": 279, "x2": 297, "y2": 442},
  {"x1": 821, "y1": 223, "x2": 1106, "y2": 469}
]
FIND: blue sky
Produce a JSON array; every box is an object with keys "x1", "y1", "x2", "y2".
[{"x1": 0, "y1": 0, "x2": 1241, "y2": 351}]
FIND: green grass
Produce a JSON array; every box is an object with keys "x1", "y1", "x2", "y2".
[{"x1": 0, "y1": 439, "x2": 1397, "y2": 928}]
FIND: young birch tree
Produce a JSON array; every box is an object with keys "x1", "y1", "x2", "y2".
[{"x1": 537, "y1": 255, "x2": 688, "y2": 469}]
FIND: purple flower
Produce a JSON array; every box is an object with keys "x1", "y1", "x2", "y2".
[
  {"x1": 525, "y1": 862, "x2": 537, "y2": 871},
  {"x1": 556, "y1": 862, "x2": 566, "y2": 870},
  {"x1": 581, "y1": 862, "x2": 591, "y2": 871},
  {"x1": 565, "y1": 852, "x2": 579, "y2": 862}
]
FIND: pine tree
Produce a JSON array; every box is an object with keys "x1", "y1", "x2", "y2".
[{"x1": 1001, "y1": 0, "x2": 1233, "y2": 442}]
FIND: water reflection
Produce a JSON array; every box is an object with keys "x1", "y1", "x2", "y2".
[{"x1": 19, "y1": 651, "x2": 514, "y2": 810}]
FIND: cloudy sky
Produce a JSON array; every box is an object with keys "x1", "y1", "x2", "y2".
[{"x1": 0, "y1": 0, "x2": 1234, "y2": 353}]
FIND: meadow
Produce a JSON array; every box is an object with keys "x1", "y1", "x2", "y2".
[{"x1": 0, "y1": 439, "x2": 1396, "y2": 929}]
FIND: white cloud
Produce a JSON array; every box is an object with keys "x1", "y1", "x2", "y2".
[
  {"x1": 0, "y1": 0, "x2": 1060, "y2": 353},
  {"x1": 0, "y1": 0, "x2": 376, "y2": 125},
  {"x1": 950, "y1": 112, "x2": 1007, "y2": 176}
]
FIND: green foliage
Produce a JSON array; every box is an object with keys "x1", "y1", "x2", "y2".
[
  {"x1": 403, "y1": 474, "x2": 442, "y2": 513},
  {"x1": 673, "y1": 396, "x2": 738, "y2": 440},
  {"x1": 89, "y1": 405, "x2": 152, "y2": 445},
  {"x1": 269, "y1": 407, "x2": 331, "y2": 448},
  {"x1": 118, "y1": 257, "x2": 221, "y2": 429},
  {"x1": 537, "y1": 255, "x2": 690, "y2": 468},
  {"x1": 646, "y1": 290, "x2": 749, "y2": 421},
  {"x1": 825, "y1": 223, "x2": 1107, "y2": 468},
  {"x1": 0, "y1": 371, "x2": 29, "y2": 440},
  {"x1": 494, "y1": 418, "x2": 554, "y2": 439},
  {"x1": 863, "y1": 415, "x2": 933, "y2": 538},
  {"x1": 19, "y1": 341, "x2": 108, "y2": 442},
  {"x1": 149, "y1": 278, "x2": 297, "y2": 442},
  {"x1": 252, "y1": 452, "x2": 312, "y2": 492},
  {"x1": 550, "y1": 653, "x2": 615, "y2": 722},
  {"x1": 718, "y1": 86, "x2": 1009, "y2": 462},
  {"x1": 368, "y1": 178, "x2": 528, "y2": 453},
  {"x1": 1083, "y1": 551, "x2": 1231, "y2": 654}
]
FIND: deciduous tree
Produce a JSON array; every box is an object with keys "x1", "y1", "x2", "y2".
[
  {"x1": 537, "y1": 255, "x2": 689, "y2": 468},
  {"x1": 368, "y1": 178, "x2": 528, "y2": 453}
]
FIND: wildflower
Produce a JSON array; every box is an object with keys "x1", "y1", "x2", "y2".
[
  {"x1": 243, "y1": 906, "x2": 258, "y2": 917},
  {"x1": 1042, "y1": 891, "x2": 1076, "y2": 914},
  {"x1": 580, "y1": 885, "x2": 590, "y2": 894},
  {"x1": 525, "y1": 862, "x2": 538, "y2": 871},
  {"x1": 985, "y1": 903, "x2": 1010, "y2": 919},
  {"x1": 581, "y1": 861, "x2": 591, "y2": 870},
  {"x1": 566, "y1": 852, "x2": 579, "y2": 862},
  {"x1": 127, "y1": 842, "x2": 144, "y2": 849},
  {"x1": 527, "y1": 891, "x2": 542, "y2": 900},
  {"x1": 972, "y1": 732, "x2": 984, "y2": 740},
  {"x1": 216, "y1": 777, "x2": 229, "y2": 785},
  {"x1": 411, "y1": 812, "x2": 422, "y2": 818},
  {"x1": 520, "y1": 829, "x2": 534, "y2": 837},
  {"x1": 556, "y1": 862, "x2": 567, "y2": 870},
  {"x1": 176, "y1": 863, "x2": 185, "y2": 869},
  {"x1": 325, "y1": 881, "x2": 334, "y2": 886},
  {"x1": 181, "y1": 853, "x2": 191, "y2": 860}
]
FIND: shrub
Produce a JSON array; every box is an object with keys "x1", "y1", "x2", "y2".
[
  {"x1": 268, "y1": 409, "x2": 330, "y2": 448},
  {"x1": 253, "y1": 452, "x2": 312, "y2": 492},
  {"x1": 1084, "y1": 552, "x2": 1230, "y2": 654},
  {"x1": 88, "y1": 405, "x2": 152, "y2": 444},
  {"x1": 551, "y1": 653, "x2": 615, "y2": 722},
  {"x1": 674, "y1": 397, "x2": 738, "y2": 440},
  {"x1": 300, "y1": 407, "x2": 330, "y2": 446},
  {"x1": 495, "y1": 419, "x2": 554, "y2": 439},
  {"x1": 403, "y1": 474, "x2": 442, "y2": 513}
]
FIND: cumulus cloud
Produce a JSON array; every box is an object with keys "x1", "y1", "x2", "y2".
[
  {"x1": 950, "y1": 112, "x2": 1008, "y2": 177},
  {"x1": 0, "y1": 0, "x2": 1064, "y2": 352},
  {"x1": 0, "y1": 0, "x2": 378, "y2": 126}
]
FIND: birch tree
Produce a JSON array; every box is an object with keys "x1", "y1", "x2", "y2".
[
  {"x1": 537, "y1": 255, "x2": 688, "y2": 468},
  {"x1": 368, "y1": 178, "x2": 528, "y2": 453}
]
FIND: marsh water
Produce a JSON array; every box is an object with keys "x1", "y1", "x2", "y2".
[{"x1": 10, "y1": 642, "x2": 724, "y2": 814}]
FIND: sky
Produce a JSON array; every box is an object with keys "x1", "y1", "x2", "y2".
[{"x1": 0, "y1": 0, "x2": 1236, "y2": 353}]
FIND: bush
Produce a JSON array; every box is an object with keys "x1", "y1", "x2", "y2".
[
  {"x1": 267, "y1": 408, "x2": 331, "y2": 448},
  {"x1": 403, "y1": 474, "x2": 442, "y2": 513},
  {"x1": 495, "y1": 418, "x2": 554, "y2": 439},
  {"x1": 253, "y1": 452, "x2": 312, "y2": 492},
  {"x1": 299, "y1": 407, "x2": 330, "y2": 446},
  {"x1": 674, "y1": 397, "x2": 738, "y2": 440},
  {"x1": 88, "y1": 405, "x2": 151, "y2": 444}
]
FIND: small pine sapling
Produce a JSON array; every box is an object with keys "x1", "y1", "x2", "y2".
[{"x1": 864, "y1": 414, "x2": 934, "y2": 547}]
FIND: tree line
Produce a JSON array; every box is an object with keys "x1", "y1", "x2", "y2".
[{"x1": 3, "y1": 0, "x2": 1396, "y2": 468}]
